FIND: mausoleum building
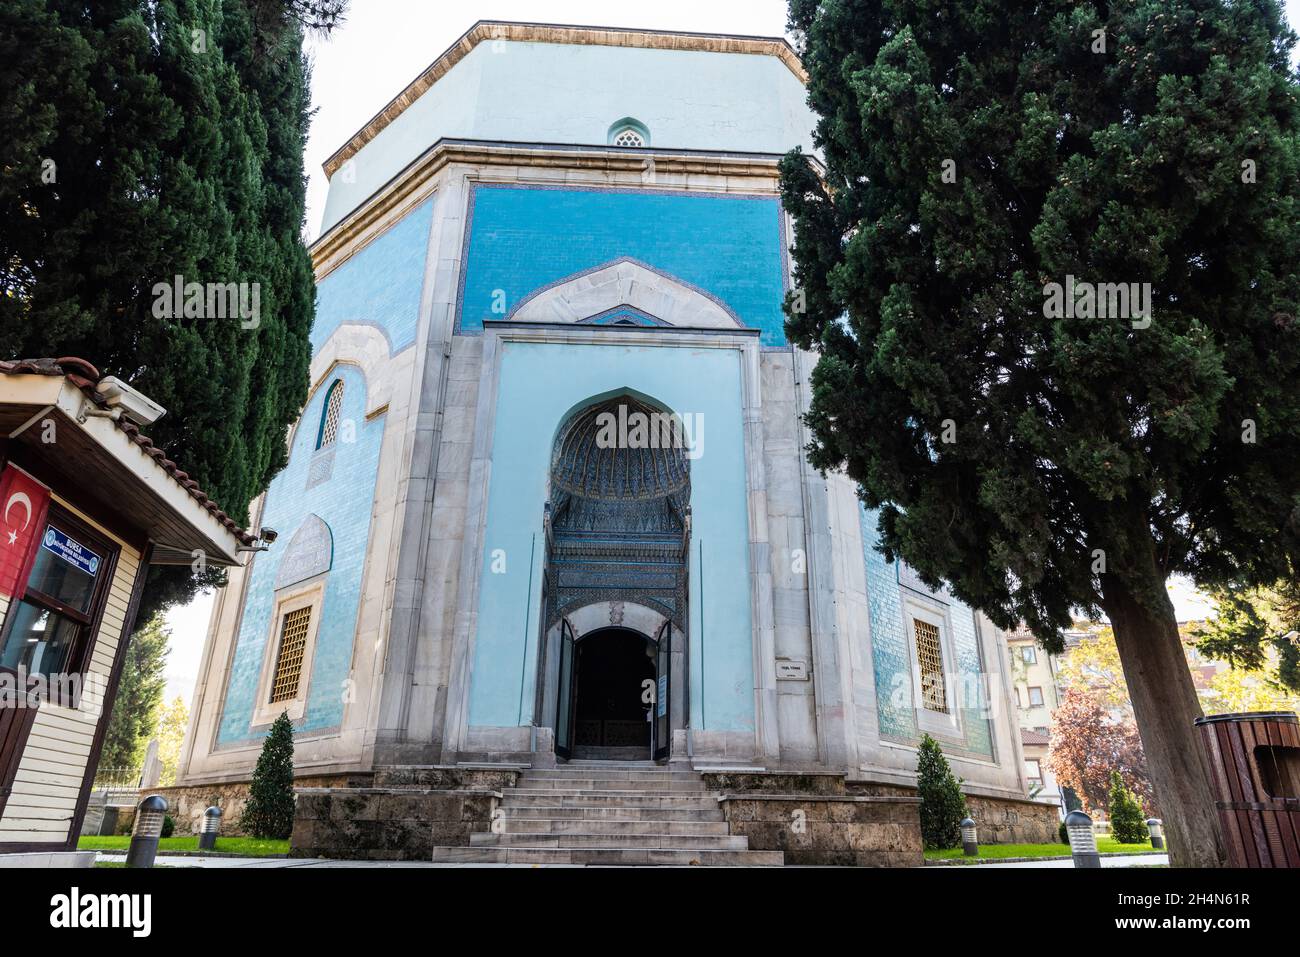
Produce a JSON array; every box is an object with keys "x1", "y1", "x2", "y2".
[{"x1": 173, "y1": 21, "x2": 1055, "y2": 863}]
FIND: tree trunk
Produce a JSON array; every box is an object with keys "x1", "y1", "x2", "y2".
[{"x1": 1101, "y1": 570, "x2": 1227, "y2": 868}]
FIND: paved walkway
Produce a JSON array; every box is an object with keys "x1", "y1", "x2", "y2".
[{"x1": 102, "y1": 851, "x2": 1168, "y2": 869}]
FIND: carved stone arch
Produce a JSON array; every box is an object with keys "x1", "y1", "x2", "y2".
[
  {"x1": 509, "y1": 258, "x2": 744, "y2": 330},
  {"x1": 274, "y1": 514, "x2": 334, "y2": 590}
]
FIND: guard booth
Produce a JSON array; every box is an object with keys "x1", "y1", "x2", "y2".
[
  {"x1": 1195, "y1": 710, "x2": 1300, "y2": 868},
  {"x1": 0, "y1": 358, "x2": 251, "y2": 866}
]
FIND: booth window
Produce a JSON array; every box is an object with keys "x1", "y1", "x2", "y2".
[
  {"x1": 269, "y1": 606, "x2": 312, "y2": 703},
  {"x1": 316, "y1": 379, "x2": 344, "y2": 450},
  {"x1": 0, "y1": 507, "x2": 116, "y2": 699}
]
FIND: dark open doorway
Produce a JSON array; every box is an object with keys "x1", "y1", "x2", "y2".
[{"x1": 571, "y1": 628, "x2": 654, "y2": 760}]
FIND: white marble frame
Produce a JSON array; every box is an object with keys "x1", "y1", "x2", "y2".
[{"x1": 440, "y1": 319, "x2": 779, "y2": 764}]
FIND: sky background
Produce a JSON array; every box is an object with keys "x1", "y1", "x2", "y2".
[{"x1": 161, "y1": 0, "x2": 1295, "y2": 703}]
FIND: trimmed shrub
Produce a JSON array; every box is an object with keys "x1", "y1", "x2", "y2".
[
  {"x1": 1108, "y1": 771, "x2": 1147, "y2": 844},
  {"x1": 916, "y1": 733, "x2": 968, "y2": 849},
  {"x1": 240, "y1": 711, "x2": 296, "y2": 839}
]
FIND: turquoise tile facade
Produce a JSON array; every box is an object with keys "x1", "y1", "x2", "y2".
[
  {"x1": 859, "y1": 505, "x2": 993, "y2": 758},
  {"x1": 312, "y1": 198, "x2": 433, "y2": 355},
  {"x1": 457, "y1": 185, "x2": 789, "y2": 346},
  {"x1": 217, "y1": 365, "x2": 385, "y2": 744}
]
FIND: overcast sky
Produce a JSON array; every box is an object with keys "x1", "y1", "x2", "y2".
[{"x1": 161, "y1": 1, "x2": 1296, "y2": 703}]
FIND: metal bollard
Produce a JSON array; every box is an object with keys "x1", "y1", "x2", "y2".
[
  {"x1": 198, "y1": 806, "x2": 222, "y2": 851},
  {"x1": 1065, "y1": 810, "x2": 1100, "y2": 869},
  {"x1": 1146, "y1": 817, "x2": 1165, "y2": 851},
  {"x1": 126, "y1": 795, "x2": 168, "y2": 868},
  {"x1": 960, "y1": 817, "x2": 979, "y2": 856}
]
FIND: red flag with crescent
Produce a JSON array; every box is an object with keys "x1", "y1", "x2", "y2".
[{"x1": 0, "y1": 465, "x2": 50, "y2": 600}]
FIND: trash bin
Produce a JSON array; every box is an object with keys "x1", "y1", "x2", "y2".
[{"x1": 1195, "y1": 711, "x2": 1300, "y2": 868}]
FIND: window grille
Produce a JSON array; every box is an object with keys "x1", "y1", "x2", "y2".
[
  {"x1": 270, "y1": 606, "x2": 312, "y2": 703},
  {"x1": 912, "y1": 617, "x2": 949, "y2": 714},
  {"x1": 612, "y1": 128, "x2": 645, "y2": 147},
  {"x1": 317, "y1": 381, "x2": 344, "y2": 449}
]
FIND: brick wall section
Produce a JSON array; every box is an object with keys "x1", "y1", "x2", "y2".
[
  {"x1": 291, "y1": 789, "x2": 500, "y2": 860},
  {"x1": 847, "y1": 781, "x2": 1060, "y2": 844},
  {"x1": 720, "y1": 795, "x2": 923, "y2": 866},
  {"x1": 144, "y1": 772, "x2": 372, "y2": 837}
]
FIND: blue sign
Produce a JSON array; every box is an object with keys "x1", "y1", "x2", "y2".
[
  {"x1": 41, "y1": 526, "x2": 100, "y2": 577},
  {"x1": 657, "y1": 675, "x2": 668, "y2": 717}
]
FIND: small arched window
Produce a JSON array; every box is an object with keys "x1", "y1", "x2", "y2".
[
  {"x1": 608, "y1": 118, "x2": 650, "y2": 148},
  {"x1": 316, "y1": 379, "x2": 344, "y2": 450}
]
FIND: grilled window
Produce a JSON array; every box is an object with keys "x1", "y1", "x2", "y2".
[
  {"x1": 269, "y1": 606, "x2": 312, "y2": 703},
  {"x1": 612, "y1": 128, "x2": 644, "y2": 147},
  {"x1": 317, "y1": 380, "x2": 344, "y2": 450},
  {"x1": 912, "y1": 617, "x2": 949, "y2": 714}
]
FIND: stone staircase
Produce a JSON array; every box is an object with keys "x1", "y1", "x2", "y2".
[{"x1": 429, "y1": 761, "x2": 783, "y2": 866}]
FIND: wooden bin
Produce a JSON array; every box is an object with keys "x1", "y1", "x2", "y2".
[{"x1": 1195, "y1": 711, "x2": 1300, "y2": 868}]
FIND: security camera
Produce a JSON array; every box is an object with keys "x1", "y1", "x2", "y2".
[
  {"x1": 259, "y1": 527, "x2": 278, "y2": 544},
  {"x1": 96, "y1": 376, "x2": 167, "y2": 426}
]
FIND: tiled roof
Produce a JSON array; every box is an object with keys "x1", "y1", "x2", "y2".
[
  {"x1": 1021, "y1": 728, "x2": 1051, "y2": 746},
  {"x1": 0, "y1": 357, "x2": 256, "y2": 545}
]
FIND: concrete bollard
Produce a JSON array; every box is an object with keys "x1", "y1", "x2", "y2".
[
  {"x1": 960, "y1": 817, "x2": 979, "y2": 856},
  {"x1": 1065, "y1": 810, "x2": 1100, "y2": 869},
  {"x1": 198, "y1": 806, "x2": 222, "y2": 851},
  {"x1": 126, "y1": 795, "x2": 168, "y2": 868},
  {"x1": 1146, "y1": 818, "x2": 1165, "y2": 851}
]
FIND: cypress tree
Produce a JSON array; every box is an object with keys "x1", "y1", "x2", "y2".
[
  {"x1": 782, "y1": 0, "x2": 1300, "y2": 867},
  {"x1": 0, "y1": 1, "x2": 318, "y2": 623},
  {"x1": 241, "y1": 710, "x2": 296, "y2": 839},
  {"x1": 1108, "y1": 771, "x2": 1148, "y2": 844}
]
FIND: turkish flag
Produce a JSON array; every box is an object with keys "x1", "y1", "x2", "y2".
[{"x1": 0, "y1": 465, "x2": 50, "y2": 600}]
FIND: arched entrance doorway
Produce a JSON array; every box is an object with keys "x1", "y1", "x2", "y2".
[{"x1": 541, "y1": 392, "x2": 690, "y2": 762}]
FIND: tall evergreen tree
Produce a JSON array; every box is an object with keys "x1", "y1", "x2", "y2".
[
  {"x1": 0, "y1": 1, "x2": 319, "y2": 623},
  {"x1": 782, "y1": 0, "x2": 1300, "y2": 866},
  {"x1": 100, "y1": 615, "x2": 170, "y2": 771}
]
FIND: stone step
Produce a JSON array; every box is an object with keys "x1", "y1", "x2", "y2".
[
  {"x1": 523, "y1": 768, "x2": 702, "y2": 782},
  {"x1": 469, "y1": 831, "x2": 750, "y2": 849},
  {"x1": 430, "y1": 846, "x2": 783, "y2": 866},
  {"x1": 493, "y1": 817, "x2": 730, "y2": 836},
  {"x1": 501, "y1": 805, "x2": 726, "y2": 822},
  {"x1": 500, "y1": 791, "x2": 719, "y2": 809},
  {"x1": 512, "y1": 778, "x2": 709, "y2": 792}
]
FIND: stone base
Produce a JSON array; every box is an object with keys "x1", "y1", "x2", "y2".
[
  {"x1": 291, "y1": 788, "x2": 501, "y2": 860},
  {"x1": 146, "y1": 771, "x2": 373, "y2": 836},
  {"x1": 847, "y1": 779, "x2": 1061, "y2": 844},
  {"x1": 705, "y1": 772, "x2": 923, "y2": 866}
]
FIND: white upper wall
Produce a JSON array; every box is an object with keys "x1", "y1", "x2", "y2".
[{"x1": 319, "y1": 29, "x2": 817, "y2": 234}]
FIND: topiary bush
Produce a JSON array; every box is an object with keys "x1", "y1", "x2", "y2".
[
  {"x1": 1059, "y1": 819, "x2": 1069, "y2": 845},
  {"x1": 1108, "y1": 771, "x2": 1148, "y2": 844},
  {"x1": 240, "y1": 711, "x2": 296, "y2": 839},
  {"x1": 916, "y1": 733, "x2": 968, "y2": 849},
  {"x1": 161, "y1": 814, "x2": 175, "y2": 838}
]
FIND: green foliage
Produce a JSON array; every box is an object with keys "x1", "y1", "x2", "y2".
[
  {"x1": 100, "y1": 615, "x2": 170, "y2": 771},
  {"x1": 780, "y1": 0, "x2": 1300, "y2": 645},
  {"x1": 1196, "y1": 581, "x2": 1300, "y2": 692},
  {"x1": 161, "y1": 815, "x2": 175, "y2": 839},
  {"x1": 1109, "y1": 771, "x2": 1148, "y2": 844},
  {"x1": 916, "y1": 733, "x2": 968, "y2": 849},
  {"x1": 0, "y1": 1, "x2": 318, "y2": 626},
  {"x1": 240, "y1": 711, "x2": 296, "y2": 839},
  {"x1": 1059, "y1": 819, "x2": 1069, "y2": 845}
]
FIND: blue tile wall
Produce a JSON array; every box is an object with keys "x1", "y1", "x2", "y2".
[
  {"x1": 312, "y1": 198, "x2": 433, "y2": 355},
  {"x1": 457, "y1": 185, "x2": 789, "y2": 347},
  {"x1": 859, "y1": 504, "x2": 994, "y2": 757},
  {"x1": 217, "y1": 365, "x2": 385, "y2": 744}
]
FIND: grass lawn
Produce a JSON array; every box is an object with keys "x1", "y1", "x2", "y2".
[
  {"x1": 78, "y1": 835, "x2": 290, "y2": 857},
  {"x1": 925, "y1": 837, "x2": 1161, "y2": 861}
]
